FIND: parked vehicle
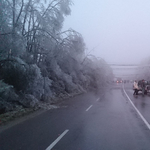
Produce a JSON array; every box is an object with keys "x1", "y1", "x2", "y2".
[{"x1": 137, "y1": 80, "x2": 150, "y2": 95}]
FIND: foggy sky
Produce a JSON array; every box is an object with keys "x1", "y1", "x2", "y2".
[{"x1": 63, "y1": 0, "x2": 150, "y2": 64}]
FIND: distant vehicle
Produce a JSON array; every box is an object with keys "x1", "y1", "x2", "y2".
[{"x1": 116, "y1": 78, "x2": 122, "y2": 83}]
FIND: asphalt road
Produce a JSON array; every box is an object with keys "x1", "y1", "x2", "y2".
[{"x1": 1, "y1": 83, "x2": 150, "y2": 150}]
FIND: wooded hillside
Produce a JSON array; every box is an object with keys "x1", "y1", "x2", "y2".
[{"x1": 0, "y1": 0, "x2": 113, "y2": 114}]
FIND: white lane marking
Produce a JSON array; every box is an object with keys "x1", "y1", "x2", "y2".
[
  {"x1": 123, "y1": 85, "x2": 150, "y2": 130},
  {"x1": 45, "y1": 129, "x2": 69, "y2": 150},
  {"x1": 86, "y1": 105, "x2": 93, "y2": 111},
  {"x1": 96, "y1": 98, "x2": 99, "y2": 102}
]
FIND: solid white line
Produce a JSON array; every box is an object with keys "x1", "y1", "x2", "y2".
[
  {"x1": 45, "y1": 129, "x2": 69, "y2": 150},
  {"x1": 86, "y1": 105, "x2": 93, "y2": 111},
  {"x1": 123, "y1": 84, "x2": 150, "y2": 130}
]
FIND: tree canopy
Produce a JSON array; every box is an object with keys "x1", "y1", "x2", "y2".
[{"x1": 0, "y1": 0, "x2": 113, "y2": 114}]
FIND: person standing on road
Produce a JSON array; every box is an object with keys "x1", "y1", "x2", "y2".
[
  {"x1": 133, "y1": 80, "x2": 138, "y2": 95},
  {"x1": 141, "y1": 79, "x2": 146, "y2": 96}
]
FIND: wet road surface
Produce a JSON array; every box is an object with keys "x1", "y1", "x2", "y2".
[
  {"x1": 1, "y1": 83, "x2": 150, "y2": 150},
  {"x1": 124, "y1": 83, "x2": 150, "y2": 129}
]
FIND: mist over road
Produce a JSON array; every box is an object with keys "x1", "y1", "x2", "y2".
[{"x1": 1, "y1": 83, "x2": 150, "y2": 150}]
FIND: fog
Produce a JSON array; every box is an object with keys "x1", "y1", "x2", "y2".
[{"x1": 63, "y1": 0, "x2": 150, "y2": 64}]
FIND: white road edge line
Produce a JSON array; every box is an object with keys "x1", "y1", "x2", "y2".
[
  {"x1": 45, "y1": 129, "x2": 69, "y2": 150},
  {"x1": 123, "y1": 84, "x2": 150, "y2": 130},
  {"x1": 86, "y1": 105, "x2": 93, "y2": 111}
]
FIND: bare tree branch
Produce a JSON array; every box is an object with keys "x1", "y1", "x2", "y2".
[
  {"x1": 0, "y1": 32, "x2": 12, "y2": 36},
  {"x1": 15, "y1": 0, "x2": 24, "y2": 26},
  {"x1": 5, "y1": 0, "x2": 13, "y2": 8}
]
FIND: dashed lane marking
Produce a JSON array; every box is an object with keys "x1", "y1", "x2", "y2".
[
  {"x1": 96, "y1": 98, "x2": 100, "y2": 102},
  {"x1": 86, "y1": 105, "x2": 93, "y2": 111},
  {"x1": 123, "y1": 84, "x2": 150, "y2": 130},
  {"x1": 45, "y1": 129, "x2": 69, "y2": 150}
]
